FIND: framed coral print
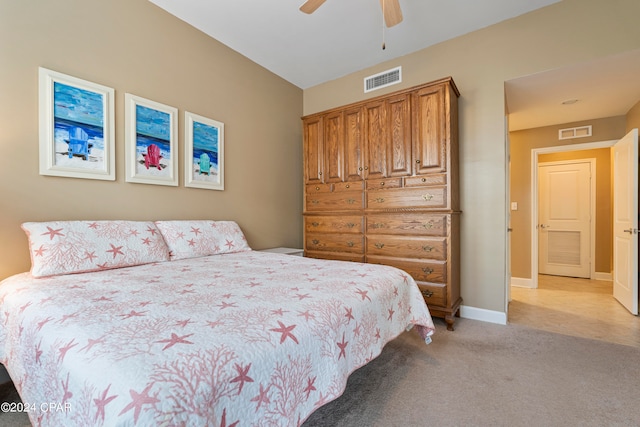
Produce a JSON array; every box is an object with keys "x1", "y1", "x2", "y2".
[
  {"x1": 38, "y1": 67, "x2": 115, "y2": 180},
  {"x1": 184, "y1": 111, "x2": 224, "y2": 190},
  {"x1": 125, "y1": 94, "x2": 178, "y2": 186}
]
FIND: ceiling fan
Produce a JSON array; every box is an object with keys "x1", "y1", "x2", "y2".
[{"x1": 299, "y1": 0, "x2": 403, "y2": 28}]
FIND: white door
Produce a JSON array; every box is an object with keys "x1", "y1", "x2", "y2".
[
  {"x1": 613, "y1": 129, "x2": 638, "y2": 315},
  {"x1": 538, "y1": 161, "x2": 591, "y2": 278}
]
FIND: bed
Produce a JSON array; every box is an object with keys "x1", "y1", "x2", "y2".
[{"x1": 0, "y1": 220, "x2": 435, "y2": 426}]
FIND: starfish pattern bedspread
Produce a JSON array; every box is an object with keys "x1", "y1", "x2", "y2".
[{"x1": 0, "y1": 251, "x2": 434, "y2": 426}]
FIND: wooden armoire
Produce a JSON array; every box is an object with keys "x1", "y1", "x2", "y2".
[{"x1": 302, "y1": 77, "x2": 461, "y2": 330}]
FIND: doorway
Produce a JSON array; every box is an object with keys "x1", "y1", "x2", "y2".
[{"x1": 529, "y1": 140, "x2": 616, "y2": 289}]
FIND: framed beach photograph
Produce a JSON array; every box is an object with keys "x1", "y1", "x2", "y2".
[
  {"x1": 184, "y1": 111, "x2": 224, "y2": 190},
  {"x1": 38, "y1": 67, "x2": 115, "y2": 180},
  {"x1": 125, "y1": 94, "x2": 178, "y2": 186}
]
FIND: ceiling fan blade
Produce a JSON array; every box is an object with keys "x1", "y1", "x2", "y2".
[
  {"x1": 380, "y1": 0, "x2": 403, "y2": 27},
  {"x1": 300, "y1": 0, "x2": 327, "y2": 14}
]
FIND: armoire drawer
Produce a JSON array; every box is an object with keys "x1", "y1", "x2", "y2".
[
  {"x1": 305, "y1": 251, "x2": 365, "y2": 263},
  {"x1": 366, "y1": 186, "x2": 447, "y2": 210},
  {"x1": 306, "y1": 233, "x2": 364, "y2": 254},
  {"x1": 306, "y1": 183, "x2": 332, "y2": 193},
  {"x1": 306, "y1": 190, "x2": 364, "y2": 211},
  {"x1": 366, "y1": 213, "x2": 449, "y2": 237},
  {"x1": 305, "y1": 215, "x2": 364, "y2": 233},
  {"x1": 366, "y1": 255, "x2": 446, "y2": 284},
  {"x1": 404, "y1": 174, "x2": 447, "y2": 187},
  {"x1": 366, "y1": 235, "x2": 446, "y2": 260},
  {"x1": 416, "y1": 283, "x2": 447, "y2": 307}
]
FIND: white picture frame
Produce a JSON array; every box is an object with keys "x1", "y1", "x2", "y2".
[
  {"x1": 125, "y1": 94, "x2": 178, "y2": 186},
  {"x1": 38, "y1": 67, "x2": 115, "y2": 180},
  {"x1": 184, "y1": 111, "x2": 224, "y2": 191}
]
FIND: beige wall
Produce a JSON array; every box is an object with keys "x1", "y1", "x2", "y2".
[
  {"x1": 0, "y1": 0, "x2": 303, "y2": 279},
  {"x1": 303, "y1": 0, "x2": 640, "y2": 312},
  {"x1": 627, "y1": 100, "x2": 640, "y2": 132}
]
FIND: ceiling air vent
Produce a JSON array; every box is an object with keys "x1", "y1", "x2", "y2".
[
  {"x1": 559, "y1": 125, "x2": 592, "y2": 140},
  {"x1": 364, "y1": 66, "x2": 402, "y2": 93}
]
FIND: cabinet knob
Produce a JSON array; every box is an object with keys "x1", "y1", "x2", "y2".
[
  {"x1": 423, "y1": 221, "x2": 434, "y2": 229},
  {"x1": 375, "y1": 243, "x2": 384, "y2": 249},
  {"x1": 415, "y1": 159, "x2": 421, "y2": 164},
  {"x1": 421, "y1": 177, "x2": 427, "y2": 182},
  {"x1": 312, "y1": 239, "x2": 319, "y2": 245},
  {"x1": 347, "y1": 198, "x2": 356, "y2": 204},
  {"x1": 422, "y1": 193, "x2": 434, "y2": 201},
  {"x1": 346, "y1": 241, "x2": 354, "y2": 247},
  {"x1": 422, "y1": 267, "x2": 434, "y2": 275},
  {"x1": 346, "y1": 223, "x2": 356, "y2": 228},
  {"x1": 359, "y1": 167, "x2": 363, "y2": 171},
  {"x1": 422, "y1": 245, "x2": 434, "y2": 252},
  {"x1": 364, "y1": 166, "x2": 369, "y2": 170},
  {"x1": 311, "y1": 222, "x2": 319, "y2": 227},
  {"x1": 319, "y1": 172, "x2": 322, "y2": 175},
  {"x1": 345, "y1": 184, "x2": 350, "y2": 189},
  {"x1": 380, "y1": 182, "x2": 385, "y2": 186},
  {"x1": 375, "y1": 197, "x2": 385, "y2": 203},
  {"x1": 315, "y1": 186, "x2": 320, "y2": 191},
  {"x1": 421, "y1": 289, "x2": 434, "y2": 298}
]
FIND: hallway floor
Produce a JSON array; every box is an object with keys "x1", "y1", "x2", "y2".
[{"x1": 509, "y1": 274, "x2": 640, "y2": 348}]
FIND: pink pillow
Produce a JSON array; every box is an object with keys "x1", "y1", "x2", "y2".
[
  {"x1": 22, "y1": 221, "x2": 170, "y2": 277},
  {"x1": 154, "y1": 220, "x2": 251, "y2": 260}
]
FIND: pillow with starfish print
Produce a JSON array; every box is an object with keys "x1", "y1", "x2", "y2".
[
  {"x1": 21, "y1": 221, "x2": 170, "y2": 277},
  {"x1": 155, "y1": 220, "x2": 251, "y2": 260}
]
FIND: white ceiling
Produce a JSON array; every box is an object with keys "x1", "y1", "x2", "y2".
[
  {"x1": 506, "y1": 49, "x2": 640, "y2": 131},
  {"x1": 149, "y1": 0, "x2": 560, "y2": 89},
  {"x1": 149, "y1": 0, "x2": 640, "y2": 131}
]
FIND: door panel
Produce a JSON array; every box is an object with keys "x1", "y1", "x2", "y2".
[
  {"x1": 538, "y1": 162, "x2": 591, "y2": 278},
  {"x1": 612, "y1": 129, "x2": 638, "y2": 315}
]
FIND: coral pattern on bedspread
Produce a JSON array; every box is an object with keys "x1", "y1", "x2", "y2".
[{"x1": 0, "y1": 251, "x2": 434, "y2": 426}]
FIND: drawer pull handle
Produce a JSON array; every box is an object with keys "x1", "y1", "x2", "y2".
[
  {"x1": 312, "y1": 239, "x2": 319, "y2": 245},
  {"x1": 422, "y1": 193, "x2": 434, "y2": 201},
  {"x1": 345, "y1": 184, "x2": 350, "y2": 189},
  {"x1": 359, "y1": 167, "x2": 363, "y2": 171},
  {"x1": 380, "y1": 182, "x2": 385, "y2": 186},
  {"x1": 364, "y1": 166, "x2": 369, "y2": 170},
  {"x1": 311, "y1": 200, "x2": 319, "y2": 204},
  {"x1": 422, "y1": 267, "x2": 434, "y2": 275},
  {"x1": 371, "y1": 223, "x2": 384, "y2": 229},
  {"x1": 422, "y1": 245, "x2": 434, "y2": 252},
  {"x1": 347, "y1": 241, "x2": 355, "y2": 247},
  {"x1": 347, "y1": 198, "x2": 356, "y2": 204},
  {"x1": 421, "y1": 289, "x2": 434, "y2": 298},
  {"x1": 319, "y1": 172, "x2": 323, "y2": 175},
  {"x1": 421, "y1": 177, "x2": 427, "y2": 182},
  {"x1": 346, "y1": 223, "x2": 356, "y2": 228},
  {"x1": 416, "y1": 159, "x2": 421, "y2": 164},
  {"x1": 375, "y1": 243, "x2": 384, "y2": 249},
  {"x1": 311, "y1": 222, "x2": 319, "y2": 227},
  {"x1": 375, "y1": 197, "x2": 385, "y2": 203},
  {"x1": 315, "y1": 186, "x2": 320, "y2": 191},
  {"x1": 423, "y1": 221, "x2": 434, "y2": 229}
]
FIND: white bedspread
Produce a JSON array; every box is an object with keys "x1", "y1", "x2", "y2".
[{"x1": 0, "y1": 251, "x2": 434, "y2": 426}]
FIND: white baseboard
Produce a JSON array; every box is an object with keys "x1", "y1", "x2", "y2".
[
  {"x1": 593, "y1": 271, "x2": 613, "y2": 281},
  {"x1": 460, "y1": 305, "x2": 507, "y2": 325},
  {"x1": 510, "y1": 277, "x2": 535, "y2": 288}
]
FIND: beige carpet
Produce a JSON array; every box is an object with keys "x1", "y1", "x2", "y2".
[{"x1": 1, "y1": 318, "x2": 638, "y2": 426}]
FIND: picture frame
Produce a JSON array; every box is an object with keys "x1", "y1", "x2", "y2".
[
  {"x1": 184, "y1": 111, "x2": 224, "y2": 190},
  {"x1": 125, "y1": 94, "x2": 178, "y2": 186},
  {"x1": 38, "y1": 67, "x2": 115, "y2": 180}
]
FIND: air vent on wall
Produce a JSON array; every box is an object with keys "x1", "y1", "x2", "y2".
[
  {"x1": 364, "y1": 66, "x2": 402, "y2": 93},
  {"x1": 559, "y1": 125, "x2": 592, "y2": 140}
]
